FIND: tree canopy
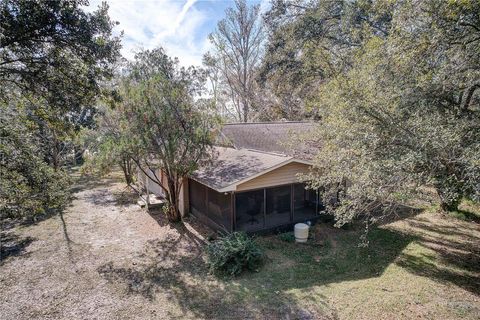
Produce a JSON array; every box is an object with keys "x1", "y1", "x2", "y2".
[
  {"x1": 0, "y1": 0, "x2": 120, "y2": 221},
  {"x1": 85, "y1": 48, "x2": 218, "y2": 222},
  {"x1": 263, "y1": 0, "x2": 480, "y2": 228}
]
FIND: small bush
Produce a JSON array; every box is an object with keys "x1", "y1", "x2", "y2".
[
  {"x1": 278, "y1": 231, "x2": 295, "y2": 243},
  {"x1": 206, "y1": 232, "x2": 264, "y2": 276}
]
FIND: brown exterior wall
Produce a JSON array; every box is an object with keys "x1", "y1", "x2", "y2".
[{"x1": 236, "y1": 162, "x2": 311, "y2": 191}]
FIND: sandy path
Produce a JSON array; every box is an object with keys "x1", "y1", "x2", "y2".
[{"x1": 0, "y1": 173, "x2": 213, "y2": 320}]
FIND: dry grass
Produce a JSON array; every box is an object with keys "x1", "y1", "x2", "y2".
[{"x1": 1, "y1": 172, "x2": 479, "y2": 319}]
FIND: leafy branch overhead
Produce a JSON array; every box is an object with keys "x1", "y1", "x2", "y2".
[
  {"x1": 265, "y1": 0, "x2": 480, "y2": 225},
  {"x1": 0, "y1": 0, "x2": 120, "y2": 221}
]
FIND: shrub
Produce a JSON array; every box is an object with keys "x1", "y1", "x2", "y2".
[
  {"x1": 278, "y1": 231, "x2": 295, "y2": 243},
  {"x1": 206, "y1": 232, "x2": 264, "y2": 276}
]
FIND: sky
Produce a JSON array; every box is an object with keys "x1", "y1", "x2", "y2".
[{"x1": 85, "y1": 0, "x2": 267, "y2": 67}]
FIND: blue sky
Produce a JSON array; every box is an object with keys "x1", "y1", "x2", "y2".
[{"x1": 85, "y1": 0, "x2": 267, "y2": 66}]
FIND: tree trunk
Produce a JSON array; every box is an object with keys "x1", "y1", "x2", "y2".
[
  {"x1": 437, "y1": 188, "x2": 461, "y2": 212},
  {"x1": 74, "y1": 146, "x2": 84, "y2": 166},
  {"x1": 120, "y1": 158, "x2": 135, "y2": 186},
  {"x1": 440, "y1": 199, "x2": 460, "y2": 212},
  {"x1": 243, "y1": 100, "x2": 248, "y2": 123},
  {"x1": 166, "y1": 177, "x2": 181, "y2": 222}
]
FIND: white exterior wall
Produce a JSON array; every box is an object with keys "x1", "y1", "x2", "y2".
[
  {"x1": 137, "y1": 169, "x2": 188, "y2": 217},
  {"x1": 137, "y1": 169, "x2": 164, "y2": 197}
]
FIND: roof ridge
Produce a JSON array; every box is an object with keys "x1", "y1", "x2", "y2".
[
  {"x1": 243, "y1": 148, "x2": 289, "y2": 157},
  {"x1": 224, "y1": 121, "x2": 313, "y2": 125}
]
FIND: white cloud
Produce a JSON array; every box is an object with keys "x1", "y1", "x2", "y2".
[{"x1": 85, "y1": 0, "x2": 210, "y2": 66}]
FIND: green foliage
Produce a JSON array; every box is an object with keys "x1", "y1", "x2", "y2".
[
  {"x1": 0, "y1": 0, "x2": 121, "y2": 107},
  {"x1": 206, "y1": 232, "x2": 264, "y2": 276},
  {"x1": 119, "y1": 48, "x2": 218, "y2": 222},
  {"x1": 278, "y1": 231, "x2": 295, "y2": 243},
  {"x1": 0, "y1": 0, "x2": 120, "y2": 221},
  {"x1": 0, "y1": 110, "x2": 71, "y2": 220},
  {"x1": 81, "y1": 101, "x2": 138, "y2": 185},
  {"x1": 261, "y1": 0, "x2": 393, "y2": 120},
  {"x1": 265, "y1": 0, "x2": 480, "y2": 226},
  {"x1": 1, "y1": 0, "x2": 121, "y2": 169}
]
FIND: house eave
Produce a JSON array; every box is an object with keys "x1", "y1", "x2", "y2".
[{"x1": 213, "y1": 158, "x2": 312, "y2": 193}]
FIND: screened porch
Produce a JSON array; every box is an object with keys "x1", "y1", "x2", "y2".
[
  {"x1": 189, "y1": 178, "x2": 324, "y2": 233},
  {"x1": 234, "y1": 183, "x2": 324, "y2": 232}
]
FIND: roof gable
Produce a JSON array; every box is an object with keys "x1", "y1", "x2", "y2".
[{"x1": 191, "y1": 147, "x2": 311, "y2": 192}]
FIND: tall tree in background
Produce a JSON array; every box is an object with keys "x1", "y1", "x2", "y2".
[
  {"x1": 260, "y1": 0, "x2": 393, "y2": 120},
  {"x1": 0, "y1": 0, "x2": 120, "y2": 221},
  {"x1": 208, "y1": 0, "x2": 264, "y2": 122},
  {"x1": 202, "y1": 52, "x2": 229, "y2": 118}
]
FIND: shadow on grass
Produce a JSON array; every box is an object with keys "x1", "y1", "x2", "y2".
[
  {"x1": 254, "y1": 227, "x2": 415, "y2": 290},
  {"x1": 448, "y1": 209, "x2": 480, "y2": 223},
  {"x1": 97, "y1": 235, "x2": 260, "y2": 319},
  {"x1": 394, "y1": 217, "x2": 480, "y2": 295},
  {"x1": 0, "y1": 231, "x2": 35, "y2": 264},
  {"x1": 96, "y1": 198, "x2": 479, "y2": 318},
  {"x1": 368, "y1": 204, "x2": 424, "y2": 226},
  {"x1": 95, "y1": 213, "x2": 415, "y2": 319},
  {"x1": 396, "y1": 250, "x2": 480, "y2": 295},
  {"x1": 69, "y1": 171, "x2": 122, "y2": 195},
  {"x1": 97, "y1": 220, "x2": 334, "y2": 319},
  {"x1": 79, "y1": 180, "x2": 133, "y2": 209}
]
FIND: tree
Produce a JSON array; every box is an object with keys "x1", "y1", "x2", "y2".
[
  {"x1": 293, "y1": 0, "x2": 480, "y2": 229},
  {"x1": 0, "y1": 0, "x2": 121, "y2": 169},
  {"x1": 0, "y1": 0, "x2": 120, "y2": 105},
  {"x1": 202, "y1": 52, "x2": 229, "y2": 119},
  {"x1": 0, "y1": 0, "x2": 120, "y2": 221},
  {"x1": 0, "y1": 104, "x2": 70, "y2": 221},
  {"x1": 260, "y1": 0, "x2": 393, "y2": 120},
  {"x1": 208, "y1": 0, "x2": 265, "y2": 122},
  {"x1": 125, "y1": 48, "x2": 217, "y2": 222},
  {"x1": 81, "y1": 101, "x2": 137, "y2": 186}
]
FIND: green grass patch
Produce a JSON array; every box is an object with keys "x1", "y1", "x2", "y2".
[{"x1": 218, "y1": 210, "x2": 480, "y2": 319}]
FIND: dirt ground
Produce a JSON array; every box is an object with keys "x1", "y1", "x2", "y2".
[
  {"x1": 1, "y1": 172, "x2": 479, "y2": 320},
  {"x1": 0, "y1": 172, "x2": 220, "y2": 319}
]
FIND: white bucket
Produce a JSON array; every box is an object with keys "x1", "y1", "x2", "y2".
[{"x1": 294, "y1": 223, "x2": 309, "y2": 243}]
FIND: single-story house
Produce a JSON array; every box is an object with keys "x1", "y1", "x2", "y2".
[{"x1": 139, "y1": 121, "x2": 326, "y2": 233}]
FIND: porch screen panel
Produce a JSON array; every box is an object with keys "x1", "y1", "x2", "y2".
[
  {"x1": 265, "y1": 185, "x2": 291, "y2": 227},
  {"x1": 235, "y1": 190, "x2": 264, "y2": 232},
  {"x1": 207, "y1": 188, "x2": 231, "y2": 231},
  {"x1": 293, "y1": 183, "x2": 319, "y2": 221},
  {"x1": 189, "y1": 179, "x2": 206, "y2": 216}
]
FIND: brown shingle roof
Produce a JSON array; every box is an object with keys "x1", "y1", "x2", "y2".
[
  {"x1": 219, "y1": 121, "x2": 317, "y2": 160},
  {"x1": 191, "y1": 122, "x2": 318, "y2": 191},
  {"x1": 191, "y1": 147, "x2": 293, "y2": 192}
]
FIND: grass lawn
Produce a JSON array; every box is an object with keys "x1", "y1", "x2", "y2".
[
  {"x1": 209, "y1": 203, "x2": 480, "y2": 319},
  {"x1": 1, "y1": 172, "x2": 479, "y2": 319}
]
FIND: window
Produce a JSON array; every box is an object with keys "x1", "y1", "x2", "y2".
[
  {"x1": 265, "y1": 185, "x2": 291, "y2": 227},
  {"x1": 235, "y1": 190, "x2": 264, "y2": 232}
]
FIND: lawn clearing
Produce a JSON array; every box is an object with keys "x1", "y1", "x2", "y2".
[{"x1": 1, "y1": 172, "x2": 479, "y2": 319}]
